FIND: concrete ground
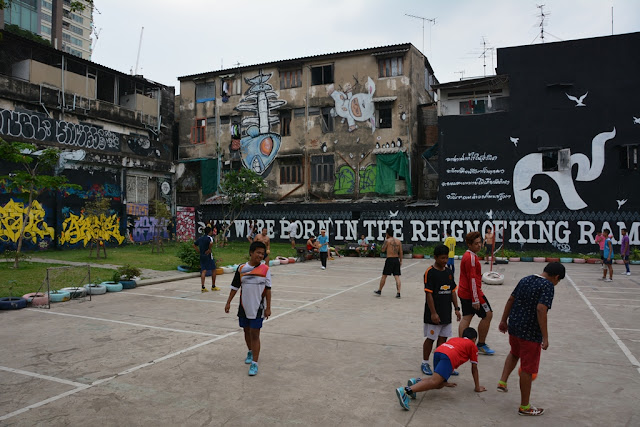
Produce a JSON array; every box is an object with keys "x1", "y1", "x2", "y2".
[{"x1": 1, "y1": 257, "x2": 639, "y2": 426}]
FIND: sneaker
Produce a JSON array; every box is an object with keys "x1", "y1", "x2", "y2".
[
  {"x1": 396, "y1": 293, "x2": 401, "y2": 299},
  {"x1": 604, "y1": 278, "x2": 612, "y2": 282},
  {"x1": 211, "y1": 286, "x2": 221, "y2": 291},
  {"x1": 321, "y1": 266, "x2": 326, "y2": 270},
  {"x1": 478, "y1": 344, "x2": 495, "y2": 355},
  {"x1": 248, "y1": 361, "x2": 258, "y2": 376},
  {"x1": 329, "y1": 257, "x2": 335, "y2": 260},
  {"x1": 201, "y1": 288, "x2": 208, "y2": 293},
  {"x1": 497, "y1": 383, "x2": 508, "y2": 392},
  {"x1": 373, "y1": 290, "x2": 381, "y2": 296},
  {"x1": 421, "y1": 362, "x2": 433, "y2": 375},
  {"x1": 406, "y1": 378, "x2": 419, "y2": 399},
  {"x1": 518, "y1": 405, "x2": 544, "y2": 416},
  {"x1": 245, "y1": 351, "x2": 253, "y2": 364},
  {"x1": 450, "y1": 370, "x2": 459, "y2": 376},
  {"x1": 395, "y1": 387, "x2": 410, "y2": 410},
  {"x1": 626, "y1": 272, "x2": 631, "y2": 276}
]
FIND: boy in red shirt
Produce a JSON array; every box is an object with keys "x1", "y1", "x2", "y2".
[
  {"x1": 396, "y1": 327, "x2": 486, "y2": 410},
  {"x1": 458, "y1": 231, "x2": 495, "y2": 355}
]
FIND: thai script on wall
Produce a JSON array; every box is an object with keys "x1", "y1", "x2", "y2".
[
  {"x1": 442, "y1": 151, "x2": 512, "y2": 203},
  {"x1": 0, "y1": 199, "x2": 54, "y2": 247},
  {"x1": 59, "y1": 212, "x2": 125, "y2": 246}
]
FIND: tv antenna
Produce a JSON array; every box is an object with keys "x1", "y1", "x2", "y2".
[
  {"x1": 134, "y1": 26, "x2": 144, "y2": 75},
  {"x1": 455, "y1": 70, "x2": 465, "y2": 81},
  {"x1": 405, "y1": 14, "x2": 436, "y2": 57},
  {"x1": 536, "y1": 4, "x2": 548, "y2": 43},
  {"x1": 478, "y1": 37, "x2": 494, "y2": 77}
]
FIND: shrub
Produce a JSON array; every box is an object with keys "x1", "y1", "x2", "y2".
[
  {"x1": 177, "y1": 240, "x2": 200, "y2": 271},
  {"x1": 117, "y1": 264, "x2": 141, "y2": 280}
]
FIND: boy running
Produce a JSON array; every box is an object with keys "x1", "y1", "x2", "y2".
[
  {"x1": 224, "y1": 241, "x2": 272, "y2": 376},
  {"x1": 497, "y1": 262, "x2": 565, "y2": 416},
  {"x1": 193, "y1": 227, "x2": 219, "y2": 292},
  {"x1": 421, "y1": 245, "x2": 461, "y2": 376},
  {"x1": 396, "y1": 327, "x2": 486, "y2": 410}
]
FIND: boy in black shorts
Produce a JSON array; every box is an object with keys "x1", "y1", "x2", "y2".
[
  {"x1": 421, "y1": 245, "x2": 462, "y2": 376},
  {"x1": 374, "y1": 228, "x2": 403, "y2": 298}
]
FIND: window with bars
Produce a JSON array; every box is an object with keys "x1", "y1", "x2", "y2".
[
  {"x1": 280, "y1": 69, "x2": 302, "y2": 89},
  {"x1": 620, "y1": 145, "x2": 639, "y2": 170},
  {"x1": 280, "y1": 110, "x2": 292, "y2": 136},
  {"x1": 126, "y1": 175, "x2": 149, "y2": 204},
  {"x1": 191, "y1": 118, "x2": 206, "y2": 144},
  {"x1": 378, "y1": 57, "x2": 403, "y2": 78},
  {"x1": 311, "y1": 155, "x2": 334, "y2": 183},
  {"x1": 280, "y1": 164, "x2": 303, "y2": 184}
]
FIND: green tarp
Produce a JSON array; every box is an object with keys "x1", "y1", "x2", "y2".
[
  {"x1": 375, "y1": 152, "x2": 412, "y2": 196},
  {"x1": 200, "y1": 159, "x2": 218, "y2": 195}
]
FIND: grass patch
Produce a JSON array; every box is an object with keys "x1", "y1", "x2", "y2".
[{"x1": 0, "y1": 262, "x2": 117, "y2": 298}]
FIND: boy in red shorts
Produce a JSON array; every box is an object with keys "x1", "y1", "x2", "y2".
[
  {"x1": 497, "y1": 262, "x2": 565, "y2": 416},
  {"x1": 395, "y1": 327, "x2": 486, "y2": 410}
]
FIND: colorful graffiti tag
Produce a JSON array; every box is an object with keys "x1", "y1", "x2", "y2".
[
  {"x1": 176, "y1": 206, "x2": 195, "y2": 241},
  {"x1": 59, "y1": 183, "x2": 122, "y2": 200},
  {"x1": 132, "y1": 216, "x2": 168, "y2": 242},
  {"x1": 0, "y1": 199, "x2": 54, "y2": 245},
  {"x1": 334, "y1": 164, "x2": 377, "y2": 195},
  {"x1": 234, "y1": 71, "x2": 286, "y2": 175},
  {"x1": 59, "y1": 213, "x2": 125, "y2": 246},
  {"x1": 327, "y1": 77, "x2": 376, "y2": 132}
]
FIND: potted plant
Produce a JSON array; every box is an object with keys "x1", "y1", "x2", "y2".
[
  {"x1": 100, "y1": 271, "x2": 123, "y2": 292},
  {"x1": 117, "y1": 264, "x2": 141, "y2": 289}
]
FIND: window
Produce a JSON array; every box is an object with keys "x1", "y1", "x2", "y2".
[
  {"x1": 540, "y1": 149, "x2": 559, "y2": 172},
  {"x1": 378, "y1": 57, "x2": 403, "y2": 78},
  {"x1": 280, "y1": 164, "x2": 303, "y2": 184},
  {"x1": 311, "y1": 64, "x2": 333, "y2": 85},
  {"x1": 71, "y1": 13, "x2": 83, "y2": 24},
  {"x1": 63, "y1": 33, "x2": 71, "y2": 42},
  {"x1": 191, "y1": 118, "x2": 206, "y2": 144},
  {"x1": 219, "y1": 116, "x2": 231, "y2": 125},
  {"x1": 69, "y1": 24, "x2": 83, "y2": 35},
  {"x1": 293, "y1": 108, "x2": 306, "y2": 118},
  {"x1": 41, "y1": 25, "x2": 51, "y2": 35},
  {"x1": 42, "y1": 0, "x2": 52, "y2": 9},
  {"x1": 71, "y1": 36, "x2": 83, "y2": 47},
  {"x1": 42, "y1": 12, "x2": 52, "y2": 23},
  {"x1": 311, "y1": 155, "x2": 334, "y2": 183},
  {"x1": 280, "y1": 69, "x2": 302, "y2": 89},
  {"x1": 195, "y1": 82, "x2": 215, "y2": 102},
  {"x1": 222, "y1": 77, "x2": 241, "y2": 97},
  {"x1": 460, "y1": 100, "x2": 486, "y2": 115},
  {"x1": 377, "y1": 103, "x2": 393, "y2": 128},
  {"x1": 321, "y1": 107, "x2": 334, "y2": 133},
  {"x1": 620, "y1": 145, "x2": 639, "y2": 170},
  {"x1": 280, "y1": 110, "x2": 291, "y2": 136},
  {"x1": 126, "y1": 175, "x2": 149, "y2": 204}
]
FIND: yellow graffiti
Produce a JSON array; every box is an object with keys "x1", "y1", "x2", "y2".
[
  {"x1": 59, "y1": 213, "x2": 125, "y2": 246},
  {"x1": 0, "y1": 199, "x2": 55, "y2": 243}
]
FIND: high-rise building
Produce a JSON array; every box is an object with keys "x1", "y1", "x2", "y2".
[{"x1": 3, "y1": 0, "x2": 93, "y2": 60}]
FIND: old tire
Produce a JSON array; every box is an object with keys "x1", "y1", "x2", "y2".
[
  {"x1": 559, "y1": 258, "x2": 573, "y2": 263},
  {"x1": 288, "y1": 257, "x2": 296, "y2": 263},
  {"x1": 573, "y1": 258, "x2": 586, "y2": 264},
  {"x1": 482, "y1": 271, "x2": 505, "y2": 285},
  {"x1": 0, "y1": 297, "x2": 28, "y2": 310},
  {"x1": 521, "y1": 257, "x2": 533, "y2": 262},
  {"x1": 23, "y1": 292, "x2": 49, "y2": 306},
  {"x1": 104, "y1": 282, "x2": 123, "y2": 292},
  {"x1": 48, "y1": 291, "x2": 71, "y2": 302},
  {"x1": 413, "y1": 254, "x2": 425, "y2": 259},
  {"x1": 586, "y1": 258, "x2": 600, "y2": 264},
  {"x1": 533, "y1": 257, "x2": 546, "y2": 262},
  {"x1": 508, "y1": 257, "x2": 520, "y2": 262},
  {"x1": 546, "y1": 257, "x2": 560, "y2": 263},
  {"x1": 84, "y1": 284, "x2": 107, "y2": 295},
  {"x1": 120, "y1": 280, "x2": 137, "y2": 289},
  {"x1": 61, "y1": 287, "x2": 87, "y2": 298}
]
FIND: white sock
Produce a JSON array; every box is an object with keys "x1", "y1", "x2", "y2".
[{"x1": 422, "y1": 359, "x2": 429, "y2": 364}]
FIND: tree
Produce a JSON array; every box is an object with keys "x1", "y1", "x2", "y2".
[
  {"x1": 218, "y1": 169, "x2": 267, "y2": 240},
  {"x1": 0, "y1": 139, "x2": 80, "y2": 268},
  {"x1": 150, "y1": 199, "x2": 171, "y2": 253},
  {"x1": 82, "y1": 194, "x2": 112, "y2": 258}
]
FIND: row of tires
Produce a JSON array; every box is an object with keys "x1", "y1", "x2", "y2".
[{"x1": 0, "y1": 280, "x2": 137, "y2": 310}]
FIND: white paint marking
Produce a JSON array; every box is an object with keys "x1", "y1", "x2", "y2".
[
  {"x1": 567, "y1": 274, "x2": 640, "y2": 375},
  {"x1": 27, "y1": 309, "x2": 220, "y2": 337},
  {"x1": 596, "y1": 303, "x2": 640, "y2": 308},
  {"x1": 0, "y1": 385, "x2": 91, "y2": 421},
  {"x1": 120, "y1": 291, "x2": 296, "y2": 308},
  {"x1": 579, "y1": 297, "x2": 640, "y2": 301},
  {"x1": 0, "y1": 366, "x2": 86, "y2": 388},
  {"x1": 611, "y1": 328, "x2": 640, "y2": 332}
]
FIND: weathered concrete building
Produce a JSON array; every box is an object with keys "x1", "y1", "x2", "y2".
[
  {"x1": 0, "y1": 30, "x2": 175, "y2": 251},
  {"x1": 176, "y1": 43, "x2": 438, "y2": 210}
]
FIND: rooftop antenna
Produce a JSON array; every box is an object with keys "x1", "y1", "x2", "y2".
[
  {"x1": 134, "y1": 26, "x2": 144, "y2": 75},
  {"x1": 478, "y1": 37, "x2": 493, "y2": 77},
  {"x1": 455, "y1": 70, "x2": 465, "y2": 81},
  {"x1": 405, "y1": 14, "x2": 436, "y2": 57},
  {"x1": 537, "y1": 4, "x2": 547, "y2": 43},
  {"x1": 611, "y1": 6, "x2": 614, "y2": 35}
]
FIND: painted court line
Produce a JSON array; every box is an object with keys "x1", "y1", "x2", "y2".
[
  {"x1": 2, "y1": 262, "x2": 419, "y2": 422},
  {"x1": 121, "y1": 291, "x2": 297, "y2": 308},
  {"x1": 27, "y1": 309, "x2": 221, "y2": 337},
  {"x1": 0, "y1": 366, "x2": 86, "y2": 388},
  {"x1": 578, "y1": 297, "x2": 640, "y2": 301},
  {"x1": 611, "y1": 328, "x2": 640, "y2": 332},
  {"x1": 567, "y1": 274, "x2": 640, "y2": 375}
]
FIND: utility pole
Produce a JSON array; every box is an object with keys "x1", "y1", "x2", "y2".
[{"x1": 405, "y1": 14, "x2": 436, "y2": 57}]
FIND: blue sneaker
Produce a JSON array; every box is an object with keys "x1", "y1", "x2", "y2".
[
  {"x1": 451, "y1": 370, "x2": 459, "y2": 376},
  {"x1": 396, "y1": 387, "x2": 410, "y2": 410},
  {"x1": 248, "y1": 361, "x2": 258, "y2": 376},
  {"x1": 406, "y1": 378, "x2": 420, "y2": 399},
  {"x1": 245, "y1": 351, "x2": 253, "y2": 364},
  {"x1": 421, "y1": 362, "x2": 433, "y2": 375},
  {"x1": 478, "y1": 344, "x2": 495, "y2": 355}
]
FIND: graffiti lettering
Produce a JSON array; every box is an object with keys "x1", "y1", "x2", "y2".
[
  {"x1": 59, "y1": 213, "x2": 125, "y2": 246},
  {"x1": 127, "y1": 203, "x2": 149, "y2": 216},
  {"x1": 132, "y1": 216, "x2": 168, "y2": 242},
  {"x1": 334, "y1": 164, "x2": 377, "y2": 195},
  {"x1": 0, "y1": 199, "x2": 54, "y2": 244}
]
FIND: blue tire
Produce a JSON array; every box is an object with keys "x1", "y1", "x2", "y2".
[
  {"x1": 48, "y1": 291, "x2": 71, "y2": 303},
  {"x1": 103, "y1": 282, "x2": 123, "y2": 292},
  {"x1": 0, "y1": 297, "x2": 28, "y2": 310},
  {"x1": 120, "y1": 280, "x2": 136, "y2": 289},
  {"x1": 84, "y1": 284, "x2": 107, "y2": 295},
  {"x1": 177, "y1": 265, "x2": 192, "y2": 272}
]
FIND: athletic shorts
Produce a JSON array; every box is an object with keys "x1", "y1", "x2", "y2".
[
  {"x1": 290, "y1": 237, "x2": 296, "y2": 243},
  {"x1": 509, "y1": 334, "x2": 541, "y2": 374},
  {"x1": 382, "y1": 257, "x2": 401, "y2": 276},
  {"x1": 446, "y1": 258, "x2": 455, "y2": 268},
  {"x1": 622, "y1": 255, "x2": 629, "y2": 261},
  {"x1": 600, "y1": 250, "x2": 605, "y2": 260},
  {"x1": 424, "y1": 323, "x2": 452, "y2": 340},
  {"x1": 239, "y1": 316, "x2": 264, "y2": 329},
  {"x1": 433, "y1": 352, "x2": 454, "y2": 381},
  {"x1": 460, "y1": 295, "x2": 492, "y2": 318},
  {"x1": 603, "y1": 258, "x2": 613, "y2": 265},
  {"x1": 200, "y1": 255, "x2": 215, "y2": 272}
]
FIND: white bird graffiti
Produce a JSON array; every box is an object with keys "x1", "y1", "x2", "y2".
[
  {"x1": 633, "y1": 117, "x2": 640, "y2": 124},
  {"x1": 389, "y1": 210, "x2": 399, "y2": 218},
  {"x1": 566, "y1": 92, "x2": 588, "y2": 107},
  {"x1": 617, "y1": 199, "x2": 628, "y2": 210},
  {"x1": 510, "y1": 137, "x2": 519, "y2": 147},
  {"x1": 486, "y1": 209, "x2": 493, "y2": 219}
]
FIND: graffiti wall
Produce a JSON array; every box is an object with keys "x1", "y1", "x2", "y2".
[
  {"x1": 176, "y1": 206, "x2": 195, "y2": 241},
  {"x1": 328, "y1": 77, "x2": 376, "y2": 132},
  {"x1": 0, "y1": 199, "x2": 55, "y2": 251},
  {"x1": 59, "y1": 212, "x2": 125, "y2": 247},
  {"x1": 130, "y1": 216, "x2": 168, "y2": 242}
]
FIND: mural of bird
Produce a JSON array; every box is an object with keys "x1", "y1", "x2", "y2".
[
  {"x1": 617, "y1": 199, "x2": 628, "y2": 210},
  {"x1": 566, "y1": 92, "x2": 588, "y2": 107},
  {"x1": 389, "y1": 210, "x2": 399, "y2": 218},
  {"x1": 486, "y1": 209, "x2": 493, "y2": 219},
  {"x1": 510, "y1": 137, "x2": 519, "y2": 146},
  {"x1": 633, "y1": 117, "x2": 640, "y2": 124}
]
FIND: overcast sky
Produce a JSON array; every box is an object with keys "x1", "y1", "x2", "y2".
[{"x1": 91, "y1": 0, "x2": 640, "y2": 92}]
